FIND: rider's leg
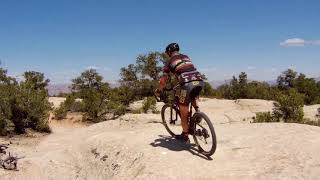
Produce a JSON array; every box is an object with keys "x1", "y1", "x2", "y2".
[
  {"x1": 179, "y1": 103, "x2": 189, "y2": 134},
  {"x1": 191, "y1": 96, "x2": 200, "y2": 111},
  {"x1": 191, "y1": 84, "x2": 204, "y2": 111}
]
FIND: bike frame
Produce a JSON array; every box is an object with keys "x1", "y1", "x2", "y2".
[{"x1": 156, "y1": 85, "x2": 197, "y2": 126}]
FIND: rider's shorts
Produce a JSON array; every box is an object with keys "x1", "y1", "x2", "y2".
[{"x1": 176, "y1": 80, "x2": 204, "y2": 105}]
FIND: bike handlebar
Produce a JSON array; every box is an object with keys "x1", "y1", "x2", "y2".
[
  {"x1": 154, "y1": 85, "x2": 180, "y2": 103},
  {"x1": 163, "y1": 87, "x2": 173, "y2": 91}
]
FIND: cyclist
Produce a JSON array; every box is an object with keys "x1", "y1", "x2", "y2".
[{"x1": 155, "y1": 43, "x2": 204, "y2": 143}]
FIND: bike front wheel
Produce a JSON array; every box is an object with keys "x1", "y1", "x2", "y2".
[
  {"x1": 191, "y1": 112, "x2": 217, "y2": 157},
  {"x1": 161, "y1": 104, "x2": 182, "y2": 137}
]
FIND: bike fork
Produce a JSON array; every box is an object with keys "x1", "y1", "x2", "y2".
[{"x1": 170, "y1": 105, "x2": 178, "y2": 124}]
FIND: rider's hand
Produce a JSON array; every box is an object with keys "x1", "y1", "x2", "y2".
[{"x1": 154, "y1": 88, "x2": 162, "y2": 97}]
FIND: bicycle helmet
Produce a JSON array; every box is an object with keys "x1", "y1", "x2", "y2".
[{"x1": 165, "y1": 43, "x2": 180, "y2": 55}]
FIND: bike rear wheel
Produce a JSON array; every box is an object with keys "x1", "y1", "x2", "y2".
[
  {"x1": 161, "y1": 104, "x2": 182, "y2": 137},
  {"x1": 191, "y1": 112, "x2": 217, "y2": 157}
]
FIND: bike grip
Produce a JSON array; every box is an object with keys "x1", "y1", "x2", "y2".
[
  {"x1": 154, "y1": 94, "x2": 161, "y2": 102},
  {"x1": 163, "y1": 87, "x2": 173, "y2": 91}
]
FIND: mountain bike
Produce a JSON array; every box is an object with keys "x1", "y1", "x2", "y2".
[{"x1": 154, "y1": 85, "x2": 217, "y2": 157}]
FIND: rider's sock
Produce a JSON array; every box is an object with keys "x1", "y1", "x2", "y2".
[
  {"x1": 176, "y1": 132, "x2": 190, "y2": 143},
  {"x1": 182, "y1": 131, "x2": 189, "y2": 136}
]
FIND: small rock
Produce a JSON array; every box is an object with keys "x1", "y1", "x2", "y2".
[
  {"x1": 100, "y1": 155, "x2": 108, "y2": 161},
  {"x1": 91, "y1": 148, "x2": 100, "y2": 158}
]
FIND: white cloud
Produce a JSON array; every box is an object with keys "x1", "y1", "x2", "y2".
[
  {"x1": 86, "y1": 65, "x2": 100, "y2": 70},
  {"x1": 247, "y1": 66, "x2": 256, "y2": 70},
  {"x1": 280, "y1": 38, "x2": 320, "y2": 47},
  {"x1": 280, "y1": 38, "x2": 305, "y2": 47}
]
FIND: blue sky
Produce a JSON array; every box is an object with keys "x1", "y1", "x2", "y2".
[{"x1": 0, "y1": 0, "x2": 319, "y2": 84}]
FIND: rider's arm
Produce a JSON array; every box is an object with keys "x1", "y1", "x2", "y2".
[
  {"x1": 159, "y1": 74, "x2": 168, "y2": 90},
  {"x1": 159, "y1": 65, "x2": 170, "y2": 90}
]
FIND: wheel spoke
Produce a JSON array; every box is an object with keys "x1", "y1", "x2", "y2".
[{"x1": 192, "y1": 112, "x2": 217, "y2": 157}]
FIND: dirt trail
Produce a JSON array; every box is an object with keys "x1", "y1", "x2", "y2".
[{"x1": 1, "y1": 99, "x2": 320, "y2": 180}]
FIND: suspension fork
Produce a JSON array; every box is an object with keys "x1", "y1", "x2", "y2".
[
  {"x1": 170, "y1": 105, "x2": 173, "y2": 122},
  {"x1": 170, "y1": 104, "x2": 178, "y2": 124},
  {"x1": 189, "y1": 103, "x2": 193, "y2": 127}
]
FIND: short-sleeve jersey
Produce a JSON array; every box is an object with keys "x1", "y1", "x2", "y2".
[{"x1": 162, "y1": 54, "x2": 196, "y2": 75}]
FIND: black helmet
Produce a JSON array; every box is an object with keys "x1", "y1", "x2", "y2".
[{"x1": 165, "y1": 43, "x2": 180, "y2": 54}]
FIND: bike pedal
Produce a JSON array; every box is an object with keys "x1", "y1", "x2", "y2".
[
  {"x1": 202, "y1": 129, "x2": 210, "y2": 138},
  {"x1": 195, "y1": 129, "x2": 202, "y2": 136},
  {"x1": 170, "y1": 120, "x2": 177, "y2": 125},
  {"x1": 188, "y1": 127, "x2": 195, "y2": 135}
]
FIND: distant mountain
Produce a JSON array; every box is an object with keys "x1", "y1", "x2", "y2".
[
  {"x1": 108, "y1": 81, "x2": 120, "y2": 88},
  {"x1": 209, "y1": 79, "x2": 278, "y2": 88},
  {"x1": 266, "y1": 79, "x2": 277, "y2": 86},
  {"x1": 209, "y1": 80, "x2": 231, "y2": 89},
  {"x1": 47, "y1": 84, "x2": 71, "y2": 96},
  {"x1": 47, "y1": 81, "x2": 120, "y2": 96}
]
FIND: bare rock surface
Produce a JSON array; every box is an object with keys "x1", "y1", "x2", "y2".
[{"x1": 1, "y1": 98, "x2": 320, "y2": 180}]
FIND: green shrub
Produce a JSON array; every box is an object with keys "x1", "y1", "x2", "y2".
[
  {"x1": 54, "y1": 94, "x2": 85, "y2": 120},
  {"x1": 119, "y1": 52, "x2": 167, "y2": 103},
  {"x1": 14, "y1": 71, "x2": 52, "y2": 133},
  {"x1": 311, "y1": 108, "x2": 320, "y2": 126},
  {"x1": 303, "y1": 118, "x2": 320, "y2": 127},
  {"x1": 214, "y1": 69, "x2": 320, "y2": 106},
  {"x1": 141, "y1": 97, "x2": 158, "y2": 113},
  {"x1": 56, "y1": 92, "x2": 68, "y2": 97},
  {"x1": 131, "y1": 109, "x2": 142, "y2": 114},
  {"x1": 0, "y1": 69, "x2": 52, "y2": 135},
  {"x1": 114, "y1": 104, "x2": 127, "y2": 117},
  {"x1": 252, "y1": 88, "x2": 309, "y2": 125},
  {"x1": 277, "y1": 69, "x2": 297, "y2": 90},
  {"x1": 252, "y1": 112, "x2": 275, "y2": 123},
  {"x1": 72, "y1": 69, "x2": 127, "y2": 122},
  {"x1": 111, "y1": 85, "x2": 137, "y2": 106},
  {"x1": 217, "y1": 72, "x2": 274, "y2": 100},
  {"x1": 272, "y1": 89, "x2": 304, "y2": 123},
  {"x1": 63, "y1": 94, "x2": 85, "y2": 113},
  {"x1": 0, "y1": 118, "x2": 8, "y2": 136},
  {"x1": 200, "y1": 82, "x2": 218, "y2": 97},
  {"x1": 54, "y1": 102, "x2": 68, "y2": 120},
  {"x1": 316, "y1": 108, "x2": 320, "y2": 119},
  {"x1": 107, "y1": 101, "x2": 127, "y2": 118}
]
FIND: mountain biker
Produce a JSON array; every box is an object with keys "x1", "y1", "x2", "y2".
[{"x1": 155, "y1": 43, "x2": 204, "y2": 143}]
